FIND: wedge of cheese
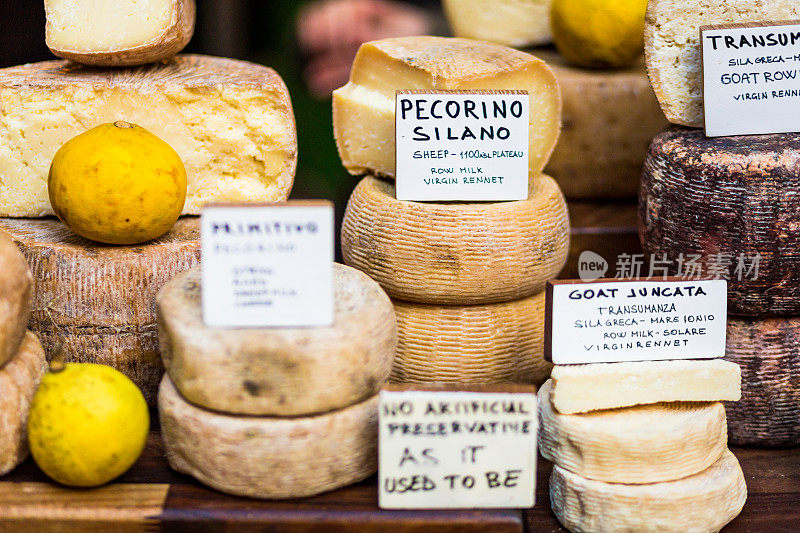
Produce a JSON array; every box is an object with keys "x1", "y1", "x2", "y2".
[
  {"x1": 0, "y1": 55, "x2": 297, "y2": 217},
  {"x1": 443, "y1": 0, "x2": 553, "y2": 48},
  {"x1": 550, "y1": 359, "x2": 741, "y2": 414},
  {"x1": 333, "y1": 37, "x2": 561, "y2": 179},
  {"x1": 550, "y1": 450, "x2": 747, "y2": 533},
  {"x1": 45, "y1": 0, "x2": 195, "y2": 66},
  {"x1": 0, "y1": 230, "x2": 32, "y2": 368}
]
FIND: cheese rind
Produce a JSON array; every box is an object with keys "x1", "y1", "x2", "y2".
[
  {"x1": 442, "y1": 0, "x2": 552, "y2": 48},
  {"x1": 392, "y1": 292, "x2": 550, "y2": 385},
  {"x1": 342, "y1": 175, "x2": 569, "y2": 304},
  {"x1": 538, "y1": 380, "x2": 727, "y2": 484},
  {"x1": 550, "y1": 450, "x2": 747, "y2": 533},
  {"x1": 159, "y1": 376, "x2": 378, "y2": 499},
  {"x1": 158, "y1": 264, "x2": 397, "y2": 417},
  {"x1": 0, "y1": 332, "x2": 47, "y2": 476},
  {"x1": 0, "y1": 230, "x2": 32, "y2": 368},
  {"x1": 45, "y1": 0, "x2": 195, "y2": 67},
  {"x1": 333, "y1": 37, "x2": 561, "y2": 179},
  {"x1": 550, "y1": 359, "x2": 741, "y2": 414},
  {"x1": 0, "y1": 55, "x2": 296, "y2": 217}
]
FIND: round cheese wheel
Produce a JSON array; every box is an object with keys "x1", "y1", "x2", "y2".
[
  {"x1": 537, "y1": 51, "x2": 668, "y2": 199},
  {"x1": 0, "y1": 230, "x2": 32, "y2": 368},
  {"x1": 391, "y1": 291, "x2": 550, "y2": 385},
  {"x1": 538, "y1": 380, "x2": 727, "y2": 484},
  {"x1": 550, "y1": 450, "x2": 747, "y2": 533},
  {"x1": 341, "y1": 175, "x2": 569, "y2": 305},
  {"x1": 159, "y1": 376, "x2": 378, "y2": 499},
  {"x1": 158, "y1": 264, "x2": 396, "y2": 417},
  {"x1": 641, "y1": 128, "x2": 800, "y2": 315},
  {"x1": 725, "y1": 317, "x2": 800, "y2": 447},
  {"x1": 0, "y1": 332, "x2": 47, "y2": 475},
  {"x1": 0, "y1": 217, "x2": 201, "y2": 405}
]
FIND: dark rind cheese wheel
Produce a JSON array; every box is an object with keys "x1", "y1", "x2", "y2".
[
  {"x1": 640, "y1": 127, "x2": 800, "y2": 316},
  {"x1": 725, "y1": 317, "x2": 800, "y2": 447}
]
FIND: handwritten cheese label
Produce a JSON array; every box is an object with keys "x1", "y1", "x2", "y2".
[
  {"x1": 378, "y1": 385, "x2": 537, "y2": 510},
  {"x1": 201, "y1": 202, "x2": 334, "y2": 328},
  {"x1": 702, "y1": 21, "x2": 800, "y2": 136},
  {"x1": 545, "y1": 279, "x2": 728, "y2": 365},
  {"x1": 395, "y1": 91, "x2": 529, "y2": 201}
]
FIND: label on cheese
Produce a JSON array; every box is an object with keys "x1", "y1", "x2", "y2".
[
  {"x1": 395, "y1": 91, "x2": 529, "y2": 201},
  {"x1": 201, "y1": 202, "x2": 334, "y2": 328},
  {"x1": 378, "y1": 385, "x2": 537, "y2": 510},
  {"x1": 545, "y1": 279, "x2": 727, "y2": 364},
  {"x1": 702, "y1": 21, "x2": 800, "y2": 137}
]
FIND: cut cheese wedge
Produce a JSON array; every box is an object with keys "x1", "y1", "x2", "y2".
[
  {"x1": 550, "y1": 359, "x2": 741, "y2": 414},
  {"x1": 0, "y1": 230, "x2": 32, "y2": 368},
  {"x1": 158, "y1": 264, "x2": 396, "y2": 417},
  {"x1": 0, "y1": 55, "x2": 296, "y2": 217},
  {"x1": 333, "y1": 37, "x2": 561, "y2": 179},
  {"x1": 550, "y1": 450, "x2": 747, "y2": 533},
  {"x1": 443, "y1": 0, "x2": 553, "y2": 48},
  {"x1": 342, "y1": 174, "x2": 569, "y2": 305},
  {"x1": 538, "y1": 380, "x2": 727, "y2": 484},
  {"x1": 45, "y1": 0, "x2": 195, "y2": 67},
  {"x1": 392, "y1": 292, "x2": 550, "y2": 385},
  {"x1": 159, "y1": 376, "x2": 378, "y2": 499},
  {"x1": 0, "y1": 332, "x2": 47, "y2": 476}
]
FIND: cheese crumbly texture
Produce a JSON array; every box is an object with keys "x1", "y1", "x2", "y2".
[
  {"x1": 442, "y1": 0, "x2": 553, "y2": 47},
  {"x1": 0, "y1": 55, "x2": 296, "y2": 217}
]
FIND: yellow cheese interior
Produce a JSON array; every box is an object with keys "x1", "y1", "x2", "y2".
[{"x1": 443, "y1": 0, "x2": 552, "y2": 47}]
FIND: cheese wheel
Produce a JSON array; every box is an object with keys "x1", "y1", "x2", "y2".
[
  {"x1": 550, "y1": 450, "x2": 747, "y2": 533},
  {"x1": 641, "y1": 127, "x2": 800, "y2": 316},
  {"x1": 537, "y1": 51, "x2": 668, "y2": 199},
  {"x1": 0, "y1": 332, "x2": 47, "y2": 476},
  {"x1": 341, "y1": 175, "x2": 569, "y2": 305},
  {"x1": 538, "y1": 380, "x2": 727, "y2": 484},
  {"x1": 725, "y1": 317, "x2": 800, "y2": 447},
  {"x1": 158, "y1": 264, "x2": 396, "y2": 417},
  {"x1": 159, "y1": 376, "x2": 378, "y2": 499},
  {"x1": 0, "y1": 217, "x2": 201, "y2": 405},
  {"x1": 391, "y1": 292, "x2": 550, "y2": 385},
  {"x1": 644, "y1": 0, "x2": 800, "y2": 127},
  {"x1": 0, "y1": 55, "x2": 296, "y2": 217},
  {"x1": 0, "y1": 230, "x2": 32, "y2": 368},
  {"x1": 333, "y1": 37, "x2": 561, "y2": 179},
  {"x1": 442, "y1": 0, "x2": 553, "y2": 48}
]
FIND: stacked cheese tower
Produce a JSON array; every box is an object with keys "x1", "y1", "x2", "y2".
[
  {"x1": 156, "y1": 264, "x2": 397, "y2": 498},
  {"x1": 334, "y1": 37, "x2": 570, "y2": 385},
  {"x1": 540, "y1": 360, "x2": 747, "y2": 532},
  {"x1": 0, "y1": 0, "x2": 298, "y2": 405},
  {"x1": 641, "y1": 0, "x2": 800, "y2": 446}
]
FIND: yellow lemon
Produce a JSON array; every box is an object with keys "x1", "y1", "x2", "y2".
[
  {"x1": 48, "y1": 121, "x2": 187, "y2": 245},
  {"x1": 27, "y1": 362, "x2": 149, "y2": 487},
  {"x1": 551, "y1": 0, "x2": 647, "y2": 69}
]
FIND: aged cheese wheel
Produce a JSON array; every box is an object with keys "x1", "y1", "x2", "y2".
[
  {"x1": 0, "y1": 217, "x2": 201, "y2": 405},
  {"x1": 550, "y1": 450, "x2": 747, "y2": 533},
  {"x1": 537, "y1": 50, "x2": 668, "y2": 199},
  {"x1": 0, "y1": 332, "x2": 47, "y2": 476},
  {"x1": 644, "y1": 0, "x2": 800, "y2": 127},
  {"x1": 391, "y1": 292, "x2": 550, "y2": 385},
  {"x1": 158, "y1": 264, "x2": 396, "y2": 416},
  {"x1": 0, "y1": 55, "x2": 296, "y2": 217},
  {"x1": 538, "y1": 380, "x2": 727, "y2": 484},
  {"x1": 0, "y1": 230, "x2": 32, "y2": 368},
  {"x1": 159, "y1": 376, "x2": 378, "y2": 499},
  {"x1": 333, "y1": 37, "x2": 561, "y2": 179},
  {"x1": 641, "y1": 128, "x2": 800, "y2": 316},
  {"x1": 725, "y1": 317, "x2": 800, "y2": 447},
  {"x1": 341, "y1": 175, "x2": 569, "y2": 305},
  {"x1": 442, "y1": 0, "x2": 553, "y2": 48}
]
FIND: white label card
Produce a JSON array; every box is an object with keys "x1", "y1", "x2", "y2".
[
  {"x1": 702, "y1": 21, "x2": 800, "y2": 137},
  {"x1": 546, "y1": 279, "x2": 728, "y2": 365},
  {"x1": 378, "y1": 389, "x2": 537, "y2": 510},
  {"x1": 395, "y1": 91, "x2": 529, "y2": 201},
  {"x1": 201, "y1": 202, "x2": 334, "y2": 328}
]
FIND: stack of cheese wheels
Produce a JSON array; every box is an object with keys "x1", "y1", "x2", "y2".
[
  {"x1": 643, "y1": 0, "x2": 800, "y2": 447},
  {"x1": 334, "y1": 37, "x2": 569, "y2": 386},
  {"x1": 539, "y1": 360, "x2": 747, "y2": 532},
  {"x1": 0, "y1": 230, "x2": 47, "y2": 476},
  {"x1": 157, "y1": 264, "x2": 397, "y2": 498}
]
